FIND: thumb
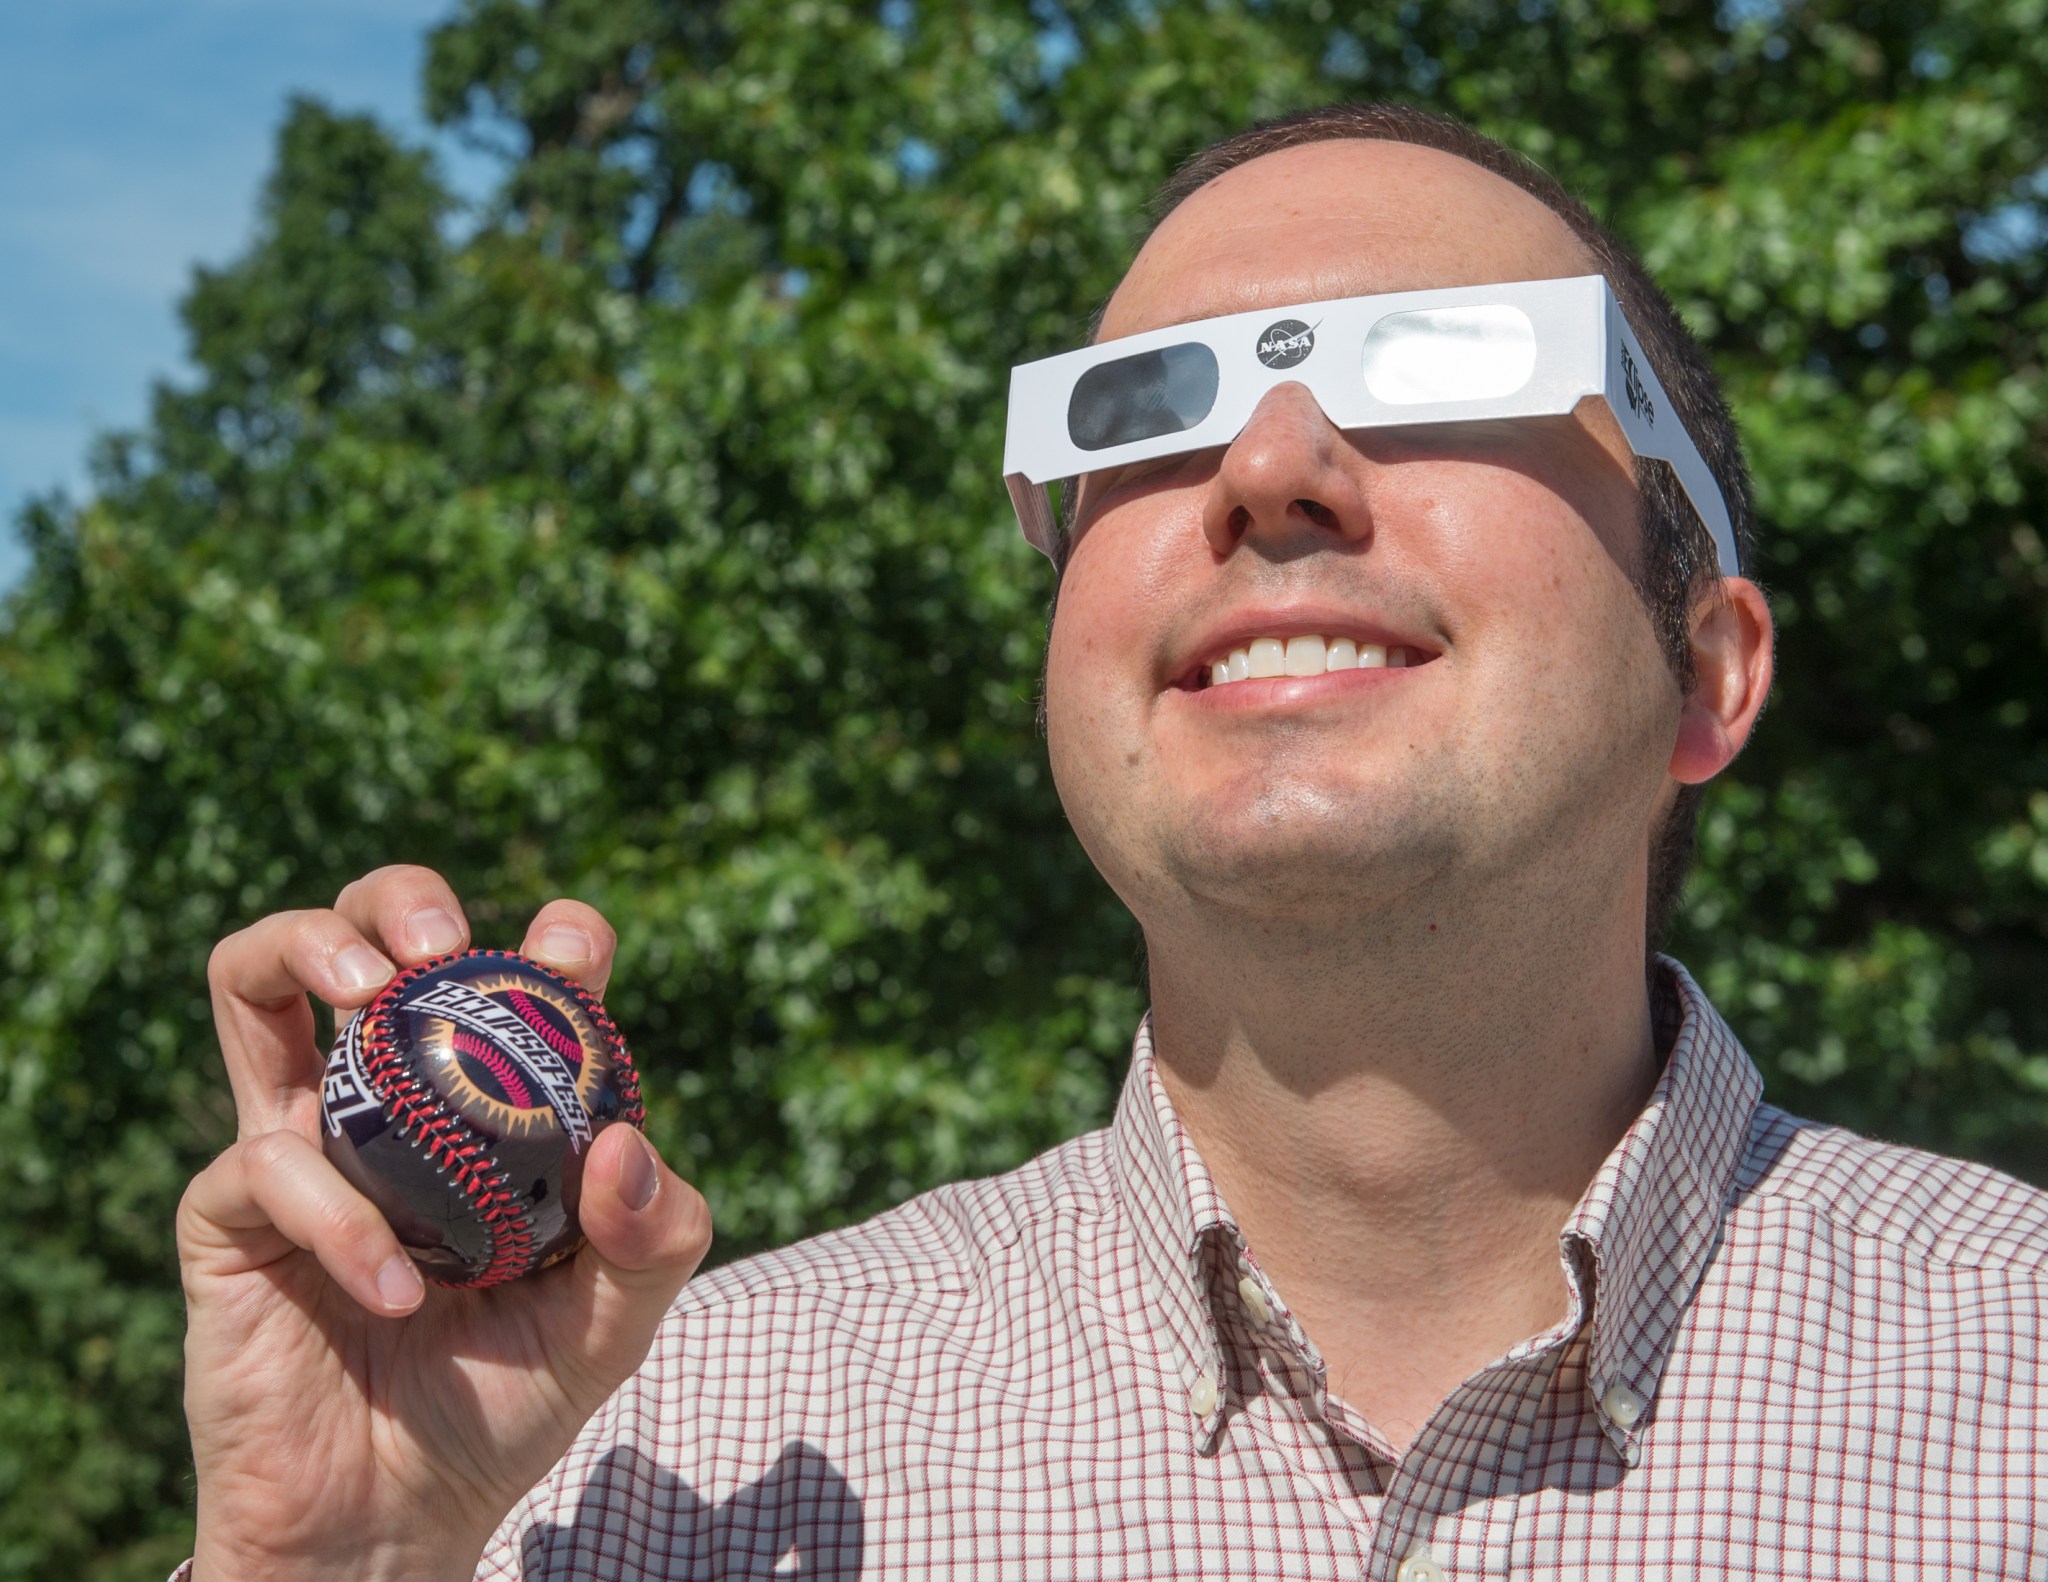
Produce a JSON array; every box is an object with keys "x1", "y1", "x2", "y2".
[{"x1": 543, "y1": 1126, "x2": 713, "y2": 1400}]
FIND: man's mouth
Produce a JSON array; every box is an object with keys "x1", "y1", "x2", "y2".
[{"x1": 1195, "y1": 633, "x2": 1436, "y2": 688}]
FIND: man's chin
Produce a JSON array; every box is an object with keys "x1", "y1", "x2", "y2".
[{"x1": 1160, "y1": 818, "x2": 1463, "y2": 929}]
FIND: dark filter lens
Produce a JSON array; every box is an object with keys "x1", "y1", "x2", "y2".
[{"x1": 1067, "y1": 342, "x2": 1219, "y2": 451}]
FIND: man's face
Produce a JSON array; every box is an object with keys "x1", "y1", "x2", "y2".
[{"x1": 1044, "y1": 139, "x2": 1687, "y2": 937}]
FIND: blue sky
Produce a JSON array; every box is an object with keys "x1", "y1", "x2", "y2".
[{"x1": 0, "y1": 0, "x2": 488, "y2": 593}]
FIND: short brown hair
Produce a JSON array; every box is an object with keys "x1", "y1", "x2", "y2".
[{"x1": 1056, "y1": 101, "x2": 1757, "y2": 955}]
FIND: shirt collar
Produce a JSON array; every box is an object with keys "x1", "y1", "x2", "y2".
[
  {"x1": 1109, "y1": 1013, "x2": 1237, "y2": 1451},
  {"x1": 1106, "y1": 957, "x2": 1764, "y2": 1461},
  {"x1": 1563, "y1": 957, "x2": 1764, "y2": 1460}
]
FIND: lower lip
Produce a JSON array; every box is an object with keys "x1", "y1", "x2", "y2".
[{"x1": 1177, "y1": 662, "x2": 1430, "y2": 711}]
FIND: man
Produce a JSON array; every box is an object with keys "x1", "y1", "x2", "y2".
[{"x1": 176, "y1": 104, "x2": 2048, "y2": 1580}]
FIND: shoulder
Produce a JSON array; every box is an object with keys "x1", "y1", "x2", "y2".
[
  {"x1": 1736, "y1": 1103, "x2": 2048, "y2": 1277},
  {"x1": 672, "y1": 1123, "x2": 1118, "y2": 1314}
]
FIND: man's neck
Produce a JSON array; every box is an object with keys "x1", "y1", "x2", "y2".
[{"x1": 1142, "y1": 875, "x2": 1660, "y2": 1451}]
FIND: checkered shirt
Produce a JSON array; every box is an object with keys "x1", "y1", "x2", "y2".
[{"x1": 175, "y1": 959, "x2": 2048, "y2": 1580}]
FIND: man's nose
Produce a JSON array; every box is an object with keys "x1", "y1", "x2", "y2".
[{"x1": 1201, "y1": 382, "x2": 1375, "y2": 557}]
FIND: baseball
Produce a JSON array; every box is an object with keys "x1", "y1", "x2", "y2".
[{"x1": 318, "y1": 947, "x2": 646, "y2": 1288}]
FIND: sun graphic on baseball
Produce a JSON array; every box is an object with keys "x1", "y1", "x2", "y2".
[{"x1": 410, "y1": 967, "x2": 618, "y2": 1141}]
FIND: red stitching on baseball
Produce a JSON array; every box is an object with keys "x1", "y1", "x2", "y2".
[
  {"x1": 358, "y1": 980, "x2": 541, "y2": 1288},
  {"x1": 590, "y1": 1002, "x2": 645, "y2": 1125},
  {"x1": 505, "y1": 989, "x2": 588, "y2": 1068},
  {"x1": 453, "y1": 1027, "x2": 536, "y2": 1111}
]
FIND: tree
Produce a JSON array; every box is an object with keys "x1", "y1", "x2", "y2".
[{"x1": 2, "y1": 1, "x2": 2043, "y2": 1574}]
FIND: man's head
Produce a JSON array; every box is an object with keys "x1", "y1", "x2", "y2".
[{"x1": 1038, "y1": 106, "x2": 1772, "y2": 971}]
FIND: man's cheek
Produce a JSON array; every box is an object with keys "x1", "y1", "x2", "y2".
[
  {"x1": 1048, "y1": 685, "x2": 1137, "y2": 800},
  {"x1": 1043, "y1": 666, "x2": 1110, "y2": 810}
]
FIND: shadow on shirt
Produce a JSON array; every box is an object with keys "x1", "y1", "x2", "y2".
[{"x1": 518, "y1": 1439, "x2": 865, "y2": 1578}]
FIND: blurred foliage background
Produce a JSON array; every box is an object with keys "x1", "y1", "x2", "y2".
[{"x1": 2, "y1": 0, "x2": 2045, "y2": 1573}]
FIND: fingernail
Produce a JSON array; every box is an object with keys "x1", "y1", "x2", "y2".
[
  {"x1": 537, "y1": 924, "x2": 593, "y2": 965},
  {"x1": 407, "y1": 907, "x2": 463, "y2": 956},
  {"x1": 616, "y1": 1130, "x2": 659, "y2": 1213},
  {"x1": 335, "y1": 945, "x2": 395, "y2": 993},
  {"x1": 377, "y1": 1254, "x2": 425, "y2": 1312}
]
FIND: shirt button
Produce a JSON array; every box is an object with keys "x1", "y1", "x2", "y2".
[
  {"x1": 1236, "y1": 1274, "x2": 1273, "y2": 1325},
  {"x1": 1397, "y1": 1549, "x2": 1447, "y2": 1582},
  {"x1": 1602, "y1": 1382, "x2": 1647, "y2": 1429},
  {"x1": 1189, "y1": 1371, "x2": 1219, "y2": 1418}
]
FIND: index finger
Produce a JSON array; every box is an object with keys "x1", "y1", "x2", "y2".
[
  {"x1": 332, "y1": 864, "x2": 471, "y2": 967},
  {"x1": 208, "y1": 909, "x2": 397, "y2": 1138}
]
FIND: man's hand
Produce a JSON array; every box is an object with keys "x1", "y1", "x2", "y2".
[{"x1": 179, "y1": 866, "x2": 712, "y2": 1582}]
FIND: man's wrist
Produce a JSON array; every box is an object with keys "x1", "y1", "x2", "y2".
[{"x1": 188, "y1": 1528, "x2": 486, "y2": 1582}]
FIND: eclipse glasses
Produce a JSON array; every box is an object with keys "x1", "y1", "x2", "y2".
[{"x1": 1003, "y1": 274, "x2": 1739, "y2": 578}]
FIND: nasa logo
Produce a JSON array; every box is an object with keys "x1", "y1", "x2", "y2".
[{"x1": 1256, "y1": 318, "x2": 1316, "y2": 370}]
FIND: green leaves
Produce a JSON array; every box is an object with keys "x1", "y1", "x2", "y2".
[{"x1": 2, "y1": 1, "x2": 2046, "y2": 1573}]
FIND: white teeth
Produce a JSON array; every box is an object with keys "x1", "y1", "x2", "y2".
[
  {"x1": 1284, "y1": 635, "x2": 1326, "y2": 677},
  {"x1": 1203, "y1": 635, "x2": 1425, "y2": 687}
]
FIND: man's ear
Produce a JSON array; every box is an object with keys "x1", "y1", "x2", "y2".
[{"x1": 1670, "y1": 577, "x2": 1774, "y2": 785}]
